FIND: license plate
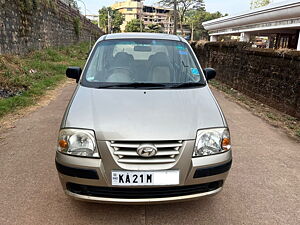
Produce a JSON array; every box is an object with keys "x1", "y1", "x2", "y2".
[{"x1": 112, "y1": 170, "x2": 180, "y2": 186}]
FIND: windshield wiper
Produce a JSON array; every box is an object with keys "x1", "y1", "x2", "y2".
[
  {"x1": 169, "y1": 82, "x2": 206, "y2": 89},
  {"x1": 98, "y1": 83, "x2": 167, "y2": 89}
]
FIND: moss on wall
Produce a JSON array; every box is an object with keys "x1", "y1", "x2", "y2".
[{"x1": 0, "y1": 0, "x2": 103, "y2": 55}]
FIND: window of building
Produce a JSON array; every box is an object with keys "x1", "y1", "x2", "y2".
[{"x1": 127, "y1": 8, "x2": 133, "y2": 11}]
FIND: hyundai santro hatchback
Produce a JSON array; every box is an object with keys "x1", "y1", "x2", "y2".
[{"x1": 55, "y1": 33, "x2": 232, "y2": 204}]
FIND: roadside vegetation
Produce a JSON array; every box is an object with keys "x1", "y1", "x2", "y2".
[
  {"x1": 0, "y1": 42, "x2": 90, "y2": 118},
  {"x1": 210, "y1": 80, "x2": 300, "y2": 140},
  {"x1": 99, "y1": 7, "x2": 125, "y2": 33}
]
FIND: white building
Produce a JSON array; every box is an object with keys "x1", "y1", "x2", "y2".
[{"x1": 203, "y1": 0, "x2": 300, "y2": 50}]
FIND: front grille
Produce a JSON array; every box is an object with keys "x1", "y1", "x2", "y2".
[
  {"x1": 66, "y1": 181, "x2": 223, "y2": 199},
  {"x1": 109, "y1": 141, "x2": 184, "y2": 164}
]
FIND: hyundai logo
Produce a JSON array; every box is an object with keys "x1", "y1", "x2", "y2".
[{"x1": 137, "y1": 144, "x2": 157, "y2": 158}]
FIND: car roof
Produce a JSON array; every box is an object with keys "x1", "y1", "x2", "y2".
[{"x1": 98, "y1": 33, "x2": 186, "y2": 42}]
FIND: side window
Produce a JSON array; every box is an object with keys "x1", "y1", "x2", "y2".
[{"x1": 86, "y1": 47, "x2": 105, "y2": 82}]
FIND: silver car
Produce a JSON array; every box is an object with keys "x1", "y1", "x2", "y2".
[{"x1": 55, "y1": 33, "x2": 232, "y2": 204}]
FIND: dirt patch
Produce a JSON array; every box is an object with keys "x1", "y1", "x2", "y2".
[{"x1": 0, "y1": 79, "x2": 73, "y2": 133}]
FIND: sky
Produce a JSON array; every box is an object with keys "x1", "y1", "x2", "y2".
[
  {"x1": 78, "y1": 0, "x2": 284, "y2": 16},
  {"x1": 78, "y1": 0, "x2": 252, "y2": 16}
]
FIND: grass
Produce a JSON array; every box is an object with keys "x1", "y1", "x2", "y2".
[
  {"x1": 266, "y1": 112, "x2": 278, "y2": 121},
  {"x1": 0, "y1": 42, "x2": 90, "y2": 118},
  {"x1": 296, "y1": 129, "x2": 300, "y2": 138},
  {"x1": 209, "y1": 80, "x2": 300, "y2": 140}
]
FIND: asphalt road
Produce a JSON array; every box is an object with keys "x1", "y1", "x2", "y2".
[{"x1": 0, "y1": 84, "x2": 299, "y2": 225}]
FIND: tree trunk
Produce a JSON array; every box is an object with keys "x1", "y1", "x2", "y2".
[
  {"x1": 180, "y1": 16, "x2": 184, "y2": 37},
  {"x1": 173, "y1": 0, "x2": 177, "y2": 35},
  {"x1": 191, "y1": 22, "x2": 194, "y2": 41}
]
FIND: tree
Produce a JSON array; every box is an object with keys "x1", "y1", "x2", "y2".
[
  {"x1": 186, "y1": 10, "x2": 226, "y2": 40},
  {"x1": 68, "y1": 0, "x2": 79, "y2": 9},
  {"x1": 145, "y1": 24, "x2": 163, "y2": 33},
  {"x1": 159, "y1": 0, "x2": 178, "y2": 34},
  {"x1": 159, "y1": 0, "x2": 205, "y2": 35},
  {"x1": 250, "y1": 0, "x2": 272, "y2": 9},
  {"x1": 177, "y1": 0, "x2": 205, "y2": 36},
  {"x1": 99, "y1": 7, "x2": 125, "y2": 33},
  {"x1": 125, "y1": 19, "x2": 145, "y2": 32}
]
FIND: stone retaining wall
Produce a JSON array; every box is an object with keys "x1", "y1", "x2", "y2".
[
  {"x1": 0, "y1": 0, "x2": 103, "y2": 54},
  {"x1": 191, "y1": 42, "x2": 300, "y2": 119}
]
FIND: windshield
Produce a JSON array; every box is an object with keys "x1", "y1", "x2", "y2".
[{"x1": 81, "y1": 39, "x2": 205, "y2": 89}]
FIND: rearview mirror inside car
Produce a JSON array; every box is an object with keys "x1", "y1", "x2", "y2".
[{"x1": 134, "y1": 46, "x2": 152, "y2": 52}]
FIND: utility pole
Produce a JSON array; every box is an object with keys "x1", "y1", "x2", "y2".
[
  {"x1": 139, "y1": 2, "x2": 143, "y2": 32},
  {"x1": 107, "y1": 10, "x2": 111, "y2": 34},
  {"x1": 191, "y1": 22, "x2": 194, "y2": 41},
  {"x1": 167, "y1": 15, "x2": 171, "y2": 34},
  {"x1": 173, "y1": 0, "x2": 177, "y2": 35}
]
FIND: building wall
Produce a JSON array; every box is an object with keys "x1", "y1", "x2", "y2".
[
  {"x1": 0, "y1": 0, "x2": 103, "y2": 55},
  {"x1": 111, "y1": 0, "x2": 172, "y2": 32},
  {"x1": 143, "y1": 7, "x2": 173, "y2": 33},
  {"x1": 112, "y1": 0, "x2": 142, "y2": 32},
  {"x1": 191, "y1": 41, "x2": 300, "y2": 119}
]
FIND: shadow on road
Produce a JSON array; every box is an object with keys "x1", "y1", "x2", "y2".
[{"x1": 69, "y1": 196, "x2": 217, "y2": 224}]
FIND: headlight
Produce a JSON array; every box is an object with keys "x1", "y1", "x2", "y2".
[
  {"x1": 193, "y1": 128, "x2": 231, "y2": 157},
  {"x1": 57, "y1": 129, "x2": 99, "y2": 158}
]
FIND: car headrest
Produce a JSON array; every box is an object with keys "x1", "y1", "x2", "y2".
[
  {"x1": 150, "y1": 52, "x2": 170, "y2": 67},
  {"x1": 113, "y1": 52, "x2": 134, "y2": 68}
]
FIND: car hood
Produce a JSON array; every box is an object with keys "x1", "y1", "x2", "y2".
[{"x1": 63, "y1": 86, "x2": 225, "y2": 141}]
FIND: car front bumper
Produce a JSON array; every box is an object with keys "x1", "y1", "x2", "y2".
[
  {"x1": 55, "y1": 147, "x2": 232, "y2": 204},
  {"x1": 64, "y1": 184, "x2": 223, "y2": 204}
]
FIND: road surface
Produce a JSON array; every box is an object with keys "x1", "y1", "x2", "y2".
[{"x1": 0, "y1": 84, "x2": 299, "y2": 225}]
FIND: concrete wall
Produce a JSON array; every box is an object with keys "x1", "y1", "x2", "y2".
[
  {"x1": 191, "y1": 42, "x2": 300, "y2": 119},
  {"x1": 0, "y1": 0, "x2": 103, "y2": 54}
]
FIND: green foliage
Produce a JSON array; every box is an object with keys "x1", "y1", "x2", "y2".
[
  {"x1": 73, "y1": 18, "x2": 81, "y2": 37},
  {"x1": 99, "y1": 7, "x2": 125, "y2": 33},
  {"x1": 296, "y1": 129, "x2": 300, "y2": 137},
  {"x1": 91, "y1": 20, "x2": 98, "y2": 25},
  {"x1": 125, "y1": 19, "x2": 144, "y2": 32},
  {"x1": 159, "y1": 0, "x2": 205, "y2": 34},
  {"x1": 17, "y1": 0, "x2": 39, "y2": 14},
  {"x1": 145, "y1": 24, "x2": 163, "y2": 33},
  {"x1": 0, "y1": 43, "x2": 90, "y2": 118},
  {"x1": 250, "y1": 0, "x2": 272, "y2": 9},
  {"x1": 69, "y1": 0, "x2": 79, "y2": 9},
  {"x1": 159, "y1": 0, "x2": 204, "y2": 10},
  {"x1": 186, "y1": 10, "x2": 226, "y2": 40}
]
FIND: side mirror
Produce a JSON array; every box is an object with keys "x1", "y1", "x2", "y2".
[
  {"x1": 66, "y1": 67, "x2": 82, "y2": 83},
  {"x1": 203, "y1": 68, "x2": 216, "y2": 81}
]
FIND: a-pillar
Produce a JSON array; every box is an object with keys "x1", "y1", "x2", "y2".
[
  {"x1": 297, "y1": 31, "x2": 300, "y2": 51},
  {"x1": 240, "y1": 32, "x2": 251, "y2": 42},
  {"x1": 210, "y1": 35, "x2": 218, "y2": 42}
]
